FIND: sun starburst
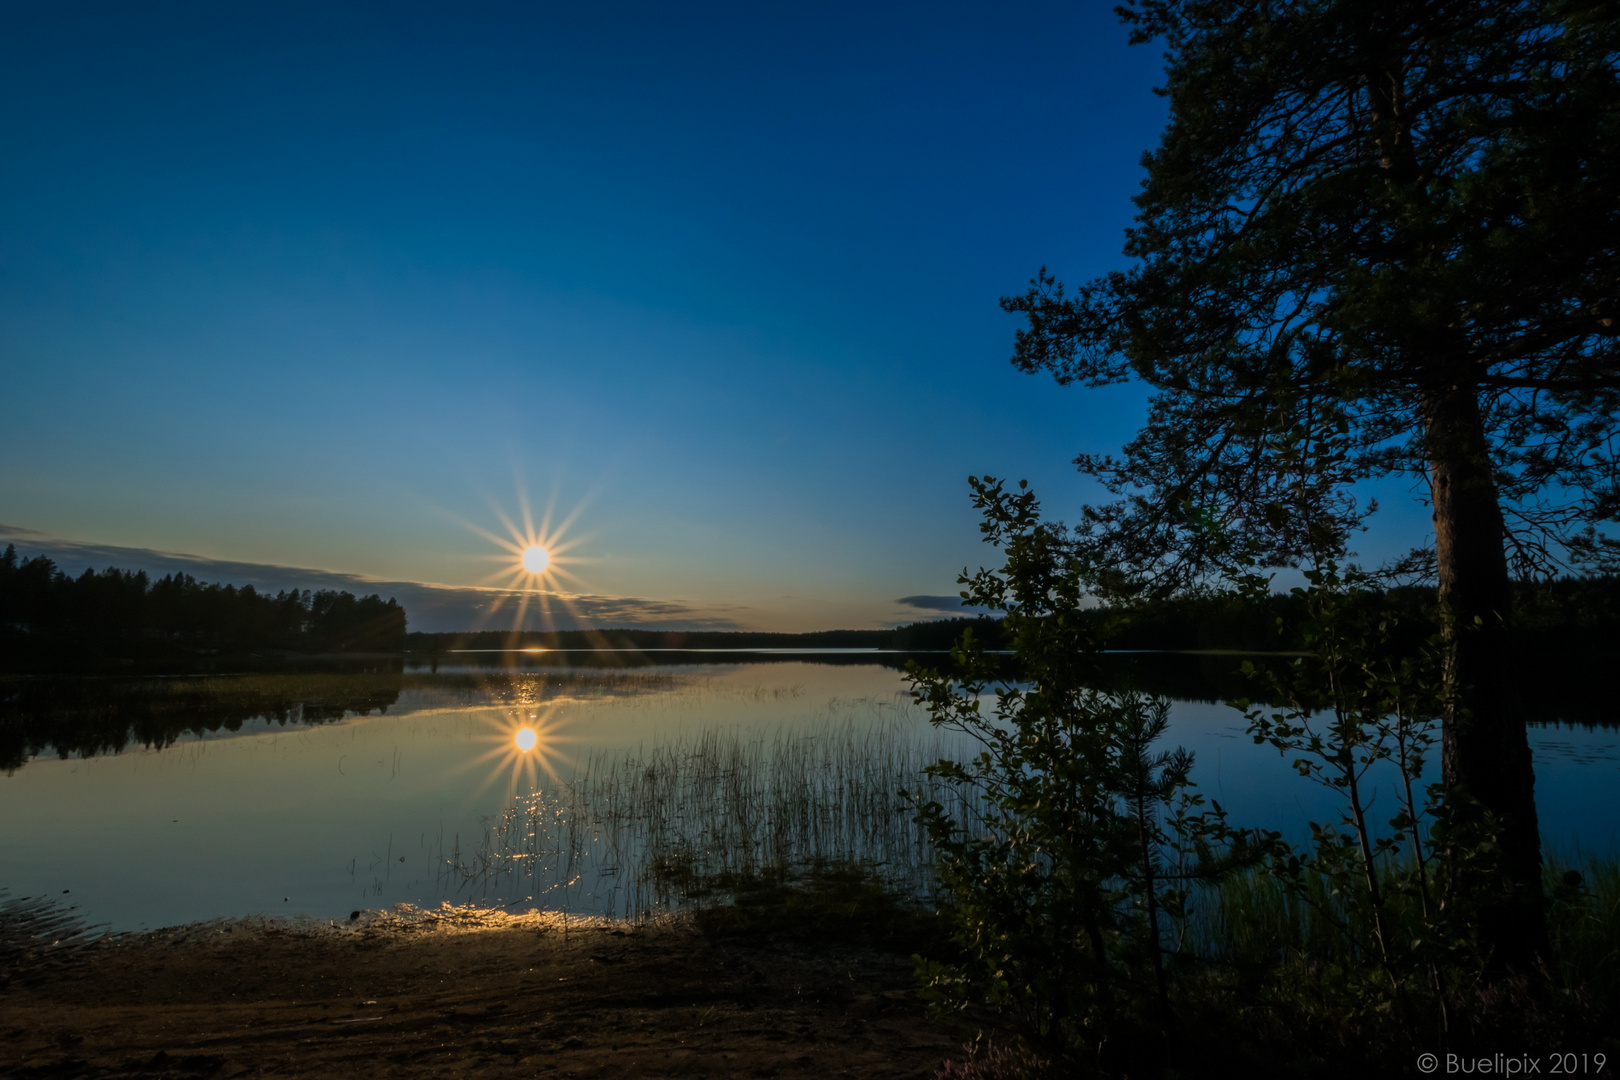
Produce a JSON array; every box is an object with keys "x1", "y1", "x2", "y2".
[
  {"x1": 455, "y1": 483, "x2": 598, "y2": 639},
  {"x1": 456, "y1": 703, "x2": 578, "y2": 798}
]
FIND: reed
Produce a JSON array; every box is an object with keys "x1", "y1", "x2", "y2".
[
  {"x1": 1182, "y1": 849, "x2": 1620, "y2": 982},
  {"x1": 1545, "y1": 849, "x2": 1620, "y2": 1001},
  {"x1": 439, "y1": 715, "x2": 970, "y2": 920},
  {"x1": 0, "y1": 890, "x2": 103, "y2": 989}
]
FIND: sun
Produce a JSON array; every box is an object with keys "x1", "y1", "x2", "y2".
[
  {"x1": 437, "y1": 479, "x2": 594, "y2": 793},
  {"x1": 521, "y1": 545, "x2": 550, "y2": 574},
  {"x1": 450, "y1": 481, "x2": 597, "y2": 638}
]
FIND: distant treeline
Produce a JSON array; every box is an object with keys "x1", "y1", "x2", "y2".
[
  {"x1": 0, "y1": 545, "x2": 408, "y2": 664},
  {"x1": 405, "y1": 616, "x2": 1005, "y2": 655},
  {"x1": 406, "y1": 578, "x2": 1620, "y2": 658},
  {"x1": 1087, "y1": 576, "x2": 1620, "y2": 656}
]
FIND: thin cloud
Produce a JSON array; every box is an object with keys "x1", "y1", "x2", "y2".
[
  {"x1": 895, "y1": 594, "x2": 991, "y2": 614},
  {"x1": 0, "y1": 524, "x2": 749, "y2": 633}
]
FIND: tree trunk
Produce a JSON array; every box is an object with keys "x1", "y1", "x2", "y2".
[{"x1": 1424, "y1": 382, "x2": 1547, "y2": 971}]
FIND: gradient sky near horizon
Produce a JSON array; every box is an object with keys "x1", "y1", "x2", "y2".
[{"x1": 0, "y1": 1, "x2": 1433, "y2": 632}]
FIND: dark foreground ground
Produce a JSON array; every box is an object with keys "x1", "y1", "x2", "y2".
[{"x1": 1, "y1": 905, "x2": 959, "y2": 1079}]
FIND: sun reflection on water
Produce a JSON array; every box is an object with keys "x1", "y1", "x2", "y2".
[{"x1": 458, "y1": 706, "x2": 577, "y2": 798}]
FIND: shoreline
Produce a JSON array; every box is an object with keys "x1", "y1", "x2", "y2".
[{"x1": 2, "y1": 903, "x2": 956, "y2": 1079}]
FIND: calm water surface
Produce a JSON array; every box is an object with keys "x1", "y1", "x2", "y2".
[{"x1": 2, "y1": 655, "x2": 1615, "y2": 931}]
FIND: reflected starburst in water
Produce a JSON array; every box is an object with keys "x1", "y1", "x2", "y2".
[{"x1": 461, "y1": 706, "x2": 577, "y2": 797}]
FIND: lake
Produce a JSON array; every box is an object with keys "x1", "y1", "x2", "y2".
[{"x1": 3, "y1": 652, "x2": 1616, "y2": 931}]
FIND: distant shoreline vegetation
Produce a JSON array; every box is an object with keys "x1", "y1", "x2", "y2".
[
  {"x1": 0, "y1": 544, "x2": 407, "y2": 668},
  {"x1": 403, "y1": 618, "x2": 1004, "y2": 655},
  {"x1": 408, "y1": 576, "x2": 1620, "y2": 658},
  {"x1": 4, "y1": 543, "x2": 1614, "y2": 674}
]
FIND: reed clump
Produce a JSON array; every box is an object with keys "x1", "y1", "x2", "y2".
[
  {"x1": 0, "y1": 891, "x2": 103, "y2": 990},
  {"x1": 1153, "y1": 853, "x2": 1620, "y2": 1074},
  {"x1": 440, "y1": 718, "x2": 970, "y2": 923}
]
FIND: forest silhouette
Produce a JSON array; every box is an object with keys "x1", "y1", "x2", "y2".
[
  {"x1": 406, "y1": 578, "x2": 1619, "y2": 659},
  {"x1": 0, "y1": 544, "x2": 407, "y2": 666}
]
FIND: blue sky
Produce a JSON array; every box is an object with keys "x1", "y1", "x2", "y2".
[{"x1": 0, "y1": 1, "x2": 1431, "y2": 632}]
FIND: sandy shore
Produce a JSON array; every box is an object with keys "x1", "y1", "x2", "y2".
[{"x1": 1, "y1": 904, "x2": 959, "y2": 1078}]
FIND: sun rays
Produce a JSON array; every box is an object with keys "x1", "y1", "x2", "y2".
[
  {"x1": 426, "y1": 480, "x2": 608, "y2": 799},
  {"x1": 456, "y1": 484, "x2": 597, "y2": 638},
  {"x1": 458, "y1": 703, "x2": 579, "y2": 798}
]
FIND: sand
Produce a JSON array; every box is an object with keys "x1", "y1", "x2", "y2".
[{"x1": 1, "y1": 904, "x2": 961, "y2": 1079}]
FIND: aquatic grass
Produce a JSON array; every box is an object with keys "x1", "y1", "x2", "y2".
[
  {"x1": 439, "y1": 714, "x2": 972, "y2": 920},
  {"x1": 0, "y1": 890, "x2": 103, "y2": 989},
  {"x1": 1183, "y1": 850, "x2": 1620, "y2": 985},
  {"x1": 1162, "y1": 850, "x2": 1620, "y2": 1067},
  {"x1": 1546, "y1": 850, "x2": 1620, "y2": 1003},
  {"x1": 1184, "y1": 855, "x2": 1436, "y2": 972}
]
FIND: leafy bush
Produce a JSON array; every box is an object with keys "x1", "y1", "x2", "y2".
[
  {"x1": 910, "y1": 480, "x2": 1619, "y2": 1074},
  {"x1": 907, "y1": 478, "x2": 1258, "y2": 1072}
]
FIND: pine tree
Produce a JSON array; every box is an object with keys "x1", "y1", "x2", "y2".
[{"x1": 1003, "y1": 0, "x2": 1620, "y2": 969}]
